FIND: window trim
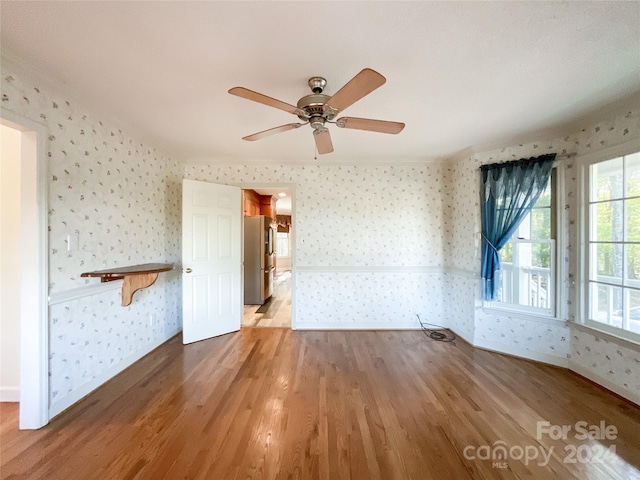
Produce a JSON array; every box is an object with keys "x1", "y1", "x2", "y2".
[
  {"x1": 577, "y1": 138, "x2": 640, "y2": 346},
  {"x1": 483, "y1": 163, "x2": 566, "y2": 321}
]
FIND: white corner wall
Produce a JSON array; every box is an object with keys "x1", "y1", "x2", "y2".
[
  {"x1": 444, "y1": 106, "x2": 640, "y2": 405},
  {"x1": 0, "y1": 124, "x2": 22, "y2": 402}
]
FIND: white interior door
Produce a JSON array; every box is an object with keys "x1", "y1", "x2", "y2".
[{"x1": 182, "y1": 179, "x2": 242, "y2": 344}]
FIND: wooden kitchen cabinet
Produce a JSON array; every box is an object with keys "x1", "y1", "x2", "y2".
[{"x1": 243, "y1": 189, "x2": 275, "y2": 218}]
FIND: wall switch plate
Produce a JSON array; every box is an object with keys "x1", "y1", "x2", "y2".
[{"x1": 67, "y1": 232, "x2": 79, "y2": 251}]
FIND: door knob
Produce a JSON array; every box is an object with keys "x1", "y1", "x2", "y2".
[{"x1": 185, "y1": 268, "x2": 192, "y2": 273}]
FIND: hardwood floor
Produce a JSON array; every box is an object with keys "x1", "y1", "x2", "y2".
[
  {"x1": 243, "y1": 270, "x2": 291, "y2": 328},
  {"x1": 2, "y1": 329, "x2": 640, "y2": 479}
]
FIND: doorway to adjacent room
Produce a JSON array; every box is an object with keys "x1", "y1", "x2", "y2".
[
  {"x1": 0, "y1": 112, "x2": 49, "y2": 429},
  {"x1": 243, "y1": 270, "x2": 291, "y2": 327},
  {"x1": 241, "y1": 186, "x2": 293, "y2": 328}
]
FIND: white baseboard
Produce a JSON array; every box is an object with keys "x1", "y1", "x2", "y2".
[
  {"x1": 48, "y1": 328, "x2": 181, "y2": 418},
  {"x1": 294, "y1": 322, "x2": 423, "y2": 330},
  {"x1": 473, "y1": 337, "x2": 569, "y2": 368},
  {"x1": 448, "y1": 327, "x2": 474, "y2": 345},
  {"x1": 569, "y1": 361, "x2": 640, "y2": 407},
  {"x1": 0, "y1": 387, "x2": 20, "y2": 402}
]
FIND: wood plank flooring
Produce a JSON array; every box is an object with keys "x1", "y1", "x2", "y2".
[{"x1": 1, "y1": 329, "x2": 640, "y2": 479}]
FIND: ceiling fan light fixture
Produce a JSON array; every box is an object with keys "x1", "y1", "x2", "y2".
[{"x1": 309, "y1": 116, "x2": 326, "y2": 130}]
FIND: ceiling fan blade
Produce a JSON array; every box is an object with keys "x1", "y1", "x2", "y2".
[
  {"x1": 242, "y1": 123, "x2": 306, "y2": 141},
  {"x1": 324, "y1": 68, "x2": 386, "y2": 115},
  {"x1": 229, "y1": 87, "x2": 301, "y2": 115},
  {"x1": 313, "y1": 127, "x2": 334, "y2": 154},
  {"x1": 336, "y1": 117, "x2": 405, "y2": 134}
]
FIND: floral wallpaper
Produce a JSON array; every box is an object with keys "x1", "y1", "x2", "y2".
[
  {"x1": 185, "y1": 163, "x2": 447, "y2": 328},
  {"x1": 571, "y1": 328, "x2": 640, "y2": 399},
  {"x1": 49, "y1": 278, "x2": 181, "y2": 407},
  {"x1": 474, "y1": 311, "x2": 570, "y2": 359},
  {"x1": 187, "y1": 163, "x2": 446, "y2": 267},
  {"x1": 443, "y1": 271, "x2": 477, "y2": 342},
  {"x1": 295, "y1": 270, "x2": 443, "y2": 328},
  {"x1": 1, "y1": 67, "x2": 183, "y2": 412}
]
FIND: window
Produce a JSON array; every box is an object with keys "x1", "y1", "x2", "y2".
[
  {"x1": 494, "y1": 170, "x2": 557, "y2": 315},
  {"x1": 585, "y1": 150, "x2": 640, "y2": 340},
  {"x1": 276, "y1": 232, "x2": 289, "y2": 258}
]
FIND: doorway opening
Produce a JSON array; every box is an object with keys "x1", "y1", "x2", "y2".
[
  {"x1": 241, "y1": 187, "x2": 293, "y2": 328},
  {"x1": 0, "y1": 113, "x2": 48, "y2": 429},
  {"x1": 1, "y1": 123, "x2": 22, "y2": 403}
]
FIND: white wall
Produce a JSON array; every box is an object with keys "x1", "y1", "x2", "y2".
[
  {"x1": 0, "y1": 124, "x2": 22, "y2": 401},
  {"x1": 186, "y1": 163, "x2": 447, "y2": 329},
  {"x1": 1, "y1": 66, "x2": 184, "y2": 417}
]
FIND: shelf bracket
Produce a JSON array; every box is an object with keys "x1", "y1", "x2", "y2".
[{"x1": 121, "y1": 272, "x2": 159, "y2": 306}]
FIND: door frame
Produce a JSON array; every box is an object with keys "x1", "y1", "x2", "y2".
[
  {"x1": 1, "y1": 109, "x2": 49, "y2": 429},
  {"x1": 237, "y1": 183, "x2": 296, "y2": 329}
]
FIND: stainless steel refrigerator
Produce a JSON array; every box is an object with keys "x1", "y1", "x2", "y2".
[{"x1": 243, "y1": 215, "x2": 274, "y2": 305}]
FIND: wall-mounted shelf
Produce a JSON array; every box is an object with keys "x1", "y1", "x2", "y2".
[{"x1": 81, "y1": 263, "x2": 173, "y2": 306}]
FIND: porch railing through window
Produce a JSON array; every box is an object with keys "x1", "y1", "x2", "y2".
[
  {"x1": 498, "y1": 263, "x2": 552, "y2": 310},
  {"x1": 589, "y1": 275, "x2": 640, "y2": 334}
]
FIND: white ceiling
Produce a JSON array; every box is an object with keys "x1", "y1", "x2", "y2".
[{"x1": 2, "y1": 1, "x2": 640, "y2": 164}]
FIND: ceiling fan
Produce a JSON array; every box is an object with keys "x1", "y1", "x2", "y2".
[{"x1": 228, "y1": 68, "x2": 405, "y2": 155}]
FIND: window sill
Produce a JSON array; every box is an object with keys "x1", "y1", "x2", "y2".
[
  {"x1": 573, "y1": 321, "x2": 640, "y2": 349},
  {"x1": 481, "y1": 305, "x2": 566, "y2": 326}
]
